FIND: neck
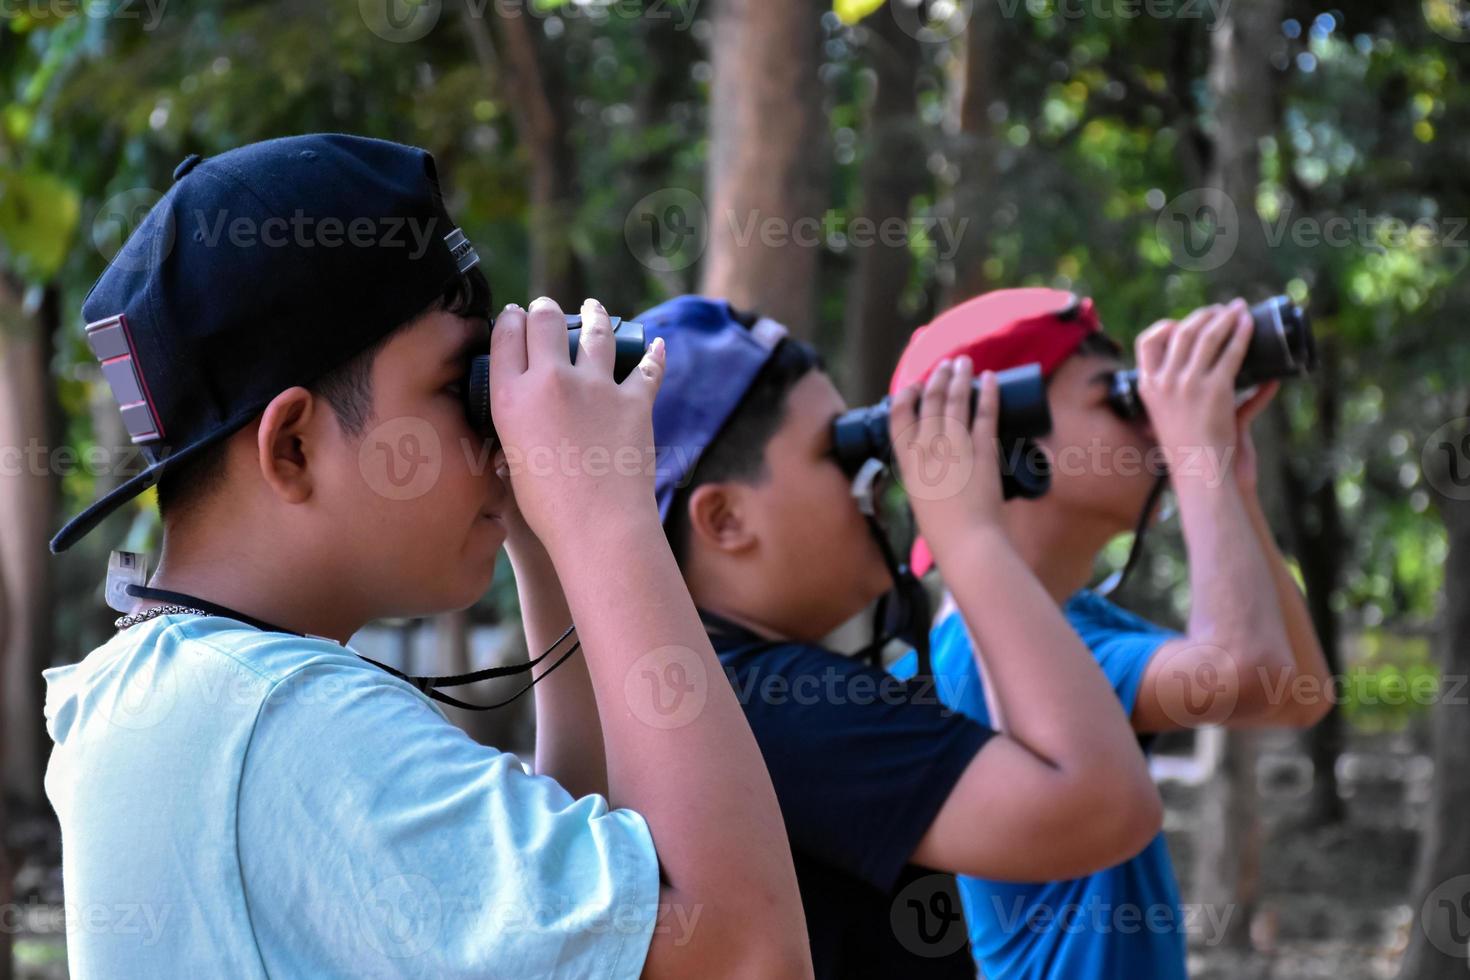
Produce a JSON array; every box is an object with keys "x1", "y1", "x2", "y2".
[
  {"x1": 697, "y1": 601, "x2": 789, "y2": 643},
  {"x1": 1003, "y1": 503, "x2": 1121, "y2": 605},
  {"x1": 684, "y1": 558, "x2": 820, "y2": 644},
  {"x1": 145, "y1": 519, "x2": 361, "y2": 643}
]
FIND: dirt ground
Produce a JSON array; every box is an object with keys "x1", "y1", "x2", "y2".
[
  {"x1": 1179, "y1": 729, "x2": 1424, "y2": 980},
  {"x1": 6, "y1": 727, "x2": 1430, "y2": 979}
]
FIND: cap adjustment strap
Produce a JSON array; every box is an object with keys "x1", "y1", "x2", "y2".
[{"x1": 85, "y1": 314, "x2": 164, "y2": 444}]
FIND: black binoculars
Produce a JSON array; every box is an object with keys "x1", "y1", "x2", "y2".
[
  {"x1": 1106, "y1": 295, "x2": 1315, "y2": 421},
  {"x1": 462, "y1": 315, "x2": 647, "y2": 438},
  {"x1": 831, "y1": 362, "x2": 1054, "y2": 500}
]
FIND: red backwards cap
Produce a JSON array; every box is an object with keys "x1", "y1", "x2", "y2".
[{"x1": 890, "y1": 288, "x2": 1105, "y2": 576}]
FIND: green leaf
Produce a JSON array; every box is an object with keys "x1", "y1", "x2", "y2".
[
  {"x1": 834, "y1": 0, "x2": 886, "y2": 25},
  {"x1": 0, "y1": 168, "x2": 81, "y2": 282}
]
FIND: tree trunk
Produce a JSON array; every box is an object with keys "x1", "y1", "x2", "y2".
[
  {"x1": 0, "y1": 277, "x2": 61, "y2": 810},
  {"x1": 0, "y1": 529, "x2": 11, "y2": 980},
  {"x1": 842, "y1": 12, "x2": 924, "y2": 403},
  {"x1": 1275, "y1": 333, "x2": 1347, "y2": 825},
  {"x1": 1191, "y1": 726, "x2": 1262, "y2": 949},
  {"x1": 1397, "y1": 409, "x2": 1470, "y2": 979},
  {"x1": 701, "y1": 0, "x2": 829, "y2": 336},
  {"x1": 461, "y1": 3, "x2": 584, "y2": 302},
  {"x1": 1188, "y1": 0, "x2": 1284, "y2": 948},
  {"x1": 939, "y1": 4, "x2": 999, "y2": 309}
]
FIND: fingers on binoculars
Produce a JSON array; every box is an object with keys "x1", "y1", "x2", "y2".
[
  {"x1": 526, "y1": 296, "x2": 568, "y2": 366},
  {"x1": 975, "y1": 370, "x2": 1000, "y2": 437},
  {"x1": 947, "y1": 356, "x2": 974, "y2": 421},
  {"x1": 1185, "y1": 300, "x2": 1244, "y2": 375},
  {"x1": 921, "y1": 359, "x2": 954, "y2": 418},
  {"x1": 1135, "y1": 319, "x2": 1172, "y2": 374},
  {"x1": 1162, "y1": 304, "x2": 1219, "y2": 373},
  {"x1": 891, "y1": 383, "x2": 920, "y2": 441},
  {"x1": 628, "y1": 336, "x2": 666, "y2": 397},
  {"x1": 489, "y1": 303, "x2": 527, "y2": 378},
  {"x1": 1211, "y1": 302, "x2": 1255, "y2": 377},
  {"x1": 576, "y1": 298, "x2": 616, "y2": 376}
]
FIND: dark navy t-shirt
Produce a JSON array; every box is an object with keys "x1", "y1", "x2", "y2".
[{"x1": 708, "y1": 621, "x2": 993, "y2": 979}]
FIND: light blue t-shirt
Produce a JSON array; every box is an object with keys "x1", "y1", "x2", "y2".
[
  {"x1": 43, "y1": 614, "x2": 660, "y2": 979},
  {"x1": 892, "y1": 590, "x2": 1186, "y2": 980}
]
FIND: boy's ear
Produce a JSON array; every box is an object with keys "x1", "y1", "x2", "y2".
[
  {"x1": 255, "y1": 386, "x2": 319, "y2": 504},
  {"x1": 686, "y1": 482, "x2": 757, "y2": 556}
]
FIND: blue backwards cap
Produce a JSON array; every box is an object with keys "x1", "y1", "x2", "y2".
[{"x1": 638, "y1": 295, "x2": 789, "y2": 522}]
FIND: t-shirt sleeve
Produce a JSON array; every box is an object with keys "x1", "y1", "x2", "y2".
[
  {"x1": 236, "y1": 661, "x2": 660, "y2": 980},
  {"x1": 1066, "y1": 593, "x2": 1178, "y2": 716},
  {"x1": 729, "y1": 644, "x2": 993, "y2": 892}
]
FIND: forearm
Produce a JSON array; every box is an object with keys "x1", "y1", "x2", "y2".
[
  {"x1": 938, "y1": 525, "x2": 1144, "y2": 774},
  {"x1": 511, "y1": 543, "x2": 608, "y2": 799},
  {"x1": 938, "y1": 591, "x2": 1006, "y2": 730},
  {"x1": 1238, "y1": 490, "x2": 1332, "y2": 725},
  {"x1": 544, "y1": 516, "x2": 805, "y2": 957},
  {"x1": 1175, "y1": 475, "x2": 1295, "y2": 686}
]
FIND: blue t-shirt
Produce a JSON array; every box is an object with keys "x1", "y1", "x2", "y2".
[
  {"x1": 708, "y1": 621, "x2": 994, "y2": 979},
  {"x1": 43, "y1": 615, "x2": 660, "y2": 979},
  {"x1": 891, "y1": 590, "x2": 1186, "y2": 980}
]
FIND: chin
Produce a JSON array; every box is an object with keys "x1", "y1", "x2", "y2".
[{"x1": 431, "y1": 578, "x2": 490, "y2": 616}]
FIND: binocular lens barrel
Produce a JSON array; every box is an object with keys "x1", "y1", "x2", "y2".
[
  {"x1": 464, "y1": 315, "x2": 646, "y2": 438},
  {"x1": 1107, "y1": 295, "x2": 1315, "y2": 421},
  {"x1": 830, "y1": 362, "x2": 1054, "y2": 500}
]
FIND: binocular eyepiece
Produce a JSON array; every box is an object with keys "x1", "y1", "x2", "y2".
[
  {"x1": 462, "y1": 315, "x2": 647, "y2": 438},
  {"x1": 1106, "y1": 295, "x2": 1315, "y2": 420},
  {"x1": 831, "y1": 363, "x2": 1055, "y2": 501}
]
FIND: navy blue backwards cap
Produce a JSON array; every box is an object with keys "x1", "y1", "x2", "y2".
[
  {"x1": 639, "y1": 295, "x2": 789, "y2": 522},
  {"x1": 50, "y1": 133, "x2": 482, "y2": 553}
]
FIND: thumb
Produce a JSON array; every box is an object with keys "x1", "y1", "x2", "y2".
[
  {"x1": 627, "y1": 335, "x2": 667, "y2": 401},
  {"x1": 1236, "y1": 380, "x2": 1280, "y2": 426}
]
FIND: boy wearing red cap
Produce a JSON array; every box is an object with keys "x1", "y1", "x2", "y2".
[{"x1": 891, "y1": 289, "x2": 1332, "y2": 979}]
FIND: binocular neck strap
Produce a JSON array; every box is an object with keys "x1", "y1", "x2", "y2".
[
  {"x1": 859, "y1": 512, "x2": 932, "y2": 681},
  {"x1": 1095, "y1": 473, "x2": 1170, "y2": 598},
  {"x1": 123, "y1": 584, "x2": 579, "y2": 712}
]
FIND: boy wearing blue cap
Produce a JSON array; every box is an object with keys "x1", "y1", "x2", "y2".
[
  {"x1": 640, "y1": 295, "x2": 1165, "y2": 978},
  {"x1": 43, "y1": 136, "x2": 809, "y2": 978}
]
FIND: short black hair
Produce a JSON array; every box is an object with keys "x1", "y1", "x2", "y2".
[
  {"x1": 665, "y1": 336, "x2": 823, "y2": 568},
  {"x1": 1060, "y1": 331, "x2": 1124, "y2": 372},
  {"x1": 155, "y1": 267, "x2": 491, "y2": 521}
]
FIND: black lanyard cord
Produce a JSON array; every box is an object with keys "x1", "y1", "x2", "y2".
[
  {"x1": 358, "y1": 640, "x2": 582, "y2": 712},
  {"x1": 1094, "y1": 473, "x2": 1169, "y2": 597},
  {"x1": 860, "y1": 511, "x2": 933, "y2": 681},
  {"x1": 123, "y1": 584, "x2": 579, "y2": 711}
]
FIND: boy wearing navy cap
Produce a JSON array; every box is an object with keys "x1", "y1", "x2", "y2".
[
  {"x1": 43, "y1": 136, "x2": 809, "y2": 978},
  {"x1": 888, "y1": 289, "x2": 1331, "y2": 979},
  {"x1": 640, "y1": 295, "x2": 1165, "y2": 978}
]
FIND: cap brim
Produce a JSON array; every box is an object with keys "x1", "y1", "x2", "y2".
[{"x1": 49, "y1": 425, "x2": 243, "y2": 553}]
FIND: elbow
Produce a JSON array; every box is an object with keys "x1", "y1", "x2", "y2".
[
  {"x1": 1054, "y1": 771, "x2": 1163, "y2": 875},
  {"x1": 731, "y1": 943, "x2": 815, "y2": 980},
  {"x1": 1271, "y1": 671, "x2": 1334, "y2": 728},
  {"x1": 713, "y1": 890, "x2": 814, "y2": 980},
  {"x1": 647, "y1": 907, "x2": 813, "y2": 980},
  {"x1": 1090, "y1": 777, "x2": 1164, "y2": 868},
  {"x1": 1235, "y1": 655, "x2": 1331, "y2": 728}
]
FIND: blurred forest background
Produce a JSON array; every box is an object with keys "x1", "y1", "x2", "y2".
[{"x1": 2, "y1": 0, "x2": 1470, "y2": 977}]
